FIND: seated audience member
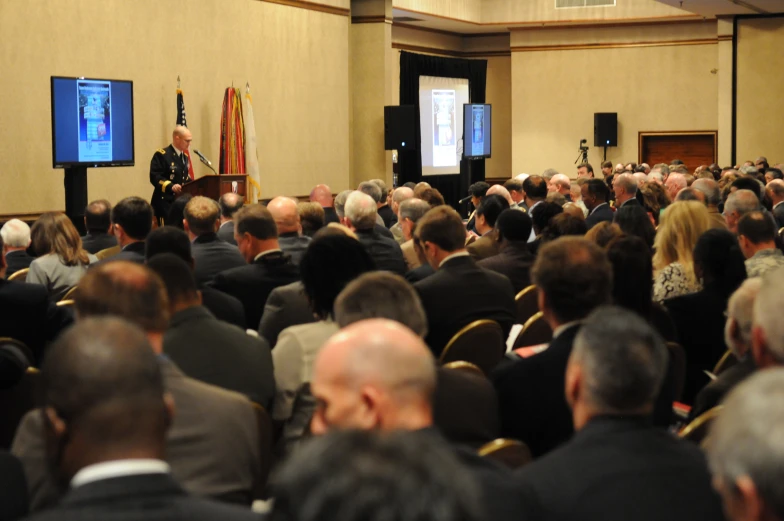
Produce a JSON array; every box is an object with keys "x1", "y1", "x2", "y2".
[
  {"x1": 398, "y1": 198, "x2": 432, "y2": 271},
  {"x1": 335, "y1": 271, "x2": 501, "y2": 447},
  {"x1": 486, "y1": 184, "x2": 516, "y2": 208},
  {"x1": 413, "y1": 181, "x2": 432, "y2": 197},
  {"x1": 0, "y1": 233, "x2": 72, "y2": 365},
  {"x1": 357, "y1": 181, "x2": 386, "y2": 228},
  {"x1": 404, "y1": 239, "x2": 436, "y2": 283},
  {"x1": 211, "y1": 204, "x2": 300, "y2": 330},
  {"x1": 675, "y1": 187, "x2": 704, "y2": 202},
  {"x1": 585, "y1": 222, "x2": 623, "y2": 248},
  {"x1": 20, "y1": 318, "x2": 262, "y2": 521},
  {"x1": 310, "y1": 184, "x2": 340, "y2": 225},
  {"x1": 413, "y1": 206, "x2": 516, "y2": 357},
  {"x1": 517, "y1": 306, "x2": 725, "y2": 521},
  {"x1": 333, "y1": 190, "x2": 351, "y2": 220},
  {"x1": 388, "y1": 186, "x2": 414, "y2": 243},
  {"x1": 546, "y1": 192, "x2": 567, "y2": 207},
  {"x1": 165, "y1": 193, "x2": 192, "y2": 230},
  {"x1": 477, "y1": 210, "x2": 535, "y2": 294},
  {"x1": 0, "y1": 451, "x2": 27, "y2": 521},
  {"x1": 539, "y1": 214, "x2": 587, "y2": 245},
  {"x1": 653, "y1": 201, "x2": 712, "y2": 302},
  {"x1": 582, "y1": 179, "x2": 613, "y2": 230},
  {"x1": 217, "y1": 192, "x2": 244, "y2": 245},
  {"x1": 522, "y1": 176, "x2": 548, "y2": 226},
  {"x1": 419, "y1": 187, "x2": 446, "y2": 209},
  {"x1": 577, "y1": 162, "x2": 594, "y2": 179},
  {"x1": 493, "y1": 237, "x2": 612, "y2": 458},
  {"x1": 665, "y1": 172, "x2": 688, "y2": 201},
  {"x1": 691, "y1": 178, "x2": 727, "y2": 229},
  {"x1": 467, "y1": 194, "x2": 509, "y2": 260},
  {"x1": 145, "y1": 226, "x2": 246, "y2": 329},
  {"x1": 268, "y1": 196, "x2": 312, "y2": 265},
  {"x1": 529, "y1": 202, "x2": 564, "y2": 255},
  {"x1": 465, "y1": 181, "x2": 490, "y2": 234},
  {"x1": 27, "y1": 212, "x2": 97, "y2": 300},
  {"x1": 370, "y1": 179, "x2": 396, "y2": 228},
  {"x1": 764, "y1": 167, "x2": 782, "y2": 184},
  {"x1": 270, "y1": 431, "x2": 482, "y2": 521},
  {"x1": 13, "y1": 262, "x2": 261, "y2": 511},
  {"x1": 641, "y1": 182, "x2": 671, "y2": 226},
  {"x1": 297, "y1": 202, "x2": 325, "y2": 237},
  {"x1": 738, "y1": 211, "x2": 784, "y2": 277},
  {"x1": 613, "y1": 173, "x2": 641, "y2": 208},
  {"x1": 566, "y1": 190, "x2": 588, "y2": 218},
  {"x1": 731, "y1": 176, "x2": 763, "y2": 200},
  {"x1": 633, "y1": 172, "x2": 648, "y2": 188},
  {"x1": 550, "y1": 174, "x2": 572, "y2": 202},
  {"x1": 765, "y1": 179, "x2": 784, "y2": 228},
  {"x1": 98, "y1": 196, "x2": 154, "y2": 264},
  {"x1": 665, "y1": 229, "x2": 747, "y2": 403},
  {"x1": 688, "y1": 278, "x2": 760, "y2": 421},
  {"x1": 503, "y1": 178, "x2": 527, "y2": 210},
  {"x1": 80, "y1": 200, "x2": 118, "y2": 254},
  {"x1": 341, "y1": 191, "x2": 406, "y2": 275},
  {"x1": 542, "y1": 168, "x2": 559, "y2": 190},
  {"x1": 258, "y1": 280, "x2": 315, "y2": 347},
  {"x1": 309, "y1": 319, "x2": 532, "y2": 521},
  {"x1": 148, "y1": 254, "x2": 274, "y2": 408},
  {"x1": 184, "y1": 196, "x2": 245, "y2": 285},
  {"x1": 272, "y1": 233, "x2": 375, "y2": 451},
  {"x1": 1, "y1": 219, "x2": 34, "y2": 278},
  {"x1": 614, "y1": 204, "x2": 656, "y2": 251}
]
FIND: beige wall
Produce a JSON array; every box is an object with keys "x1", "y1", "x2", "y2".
[
  {"x1": 0, "y1": 0, "x2": 350, "y2": 215},
  {"x1": 735, "y1": 16, "x2": 784, "y2": 164},
  {"x1": 511, "y1": 22, "x2": 719, "y2": 176},
  {"x1": 482, "y1": 0, "x2": 692, "y2": 24},
  {"x1": 393, "y1": 0, "x2": 482, "y2": 23}
]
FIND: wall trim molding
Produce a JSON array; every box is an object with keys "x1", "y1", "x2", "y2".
[
  {"x1": 393, "y1": 22, "x2": 507, "y2": 39},
  {"x1": 391, "y1": 42, "x2": 511, "y2": 57},
  {"x1": 352, "y1": 15, "x2": 393, "y2": 24},
  {"x1": 0, "y1": 212, "x2": 51, "y2": 223},
  {"x1": 511, "y1": 37, "x2": 717, "y2": 53},
  {"x1": 259, "y1": 0, "x2": 350, "y2": 17},
  {"x1": 718, "y1": 34, "x2": 733, "y2": 41}
]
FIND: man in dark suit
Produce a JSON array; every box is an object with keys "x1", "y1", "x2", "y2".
[
  {"x1": 413, "y1": 206, "x2": 516, "y2": 357},
  {"x1": 765, "y1": 179, "x2": 784, "y2": 229},
  {"x1": 149, "y1": 126, "x2": 193, "y2": 224},
  {"x1": 612, "y1": 173, "x2": 640, "y2": 208},
  {"x1": 478, "y1": 209, "x2": 535, "y2": 294},
  {"x1": 516, "y1": 307, "x2": 724, "y2": 521},
  {"x1": 1, "y1": 219, "x2": 34, "y2": 279},
  {"x1": 492, "y1": 237, "x2": 612, "y2": 458},
  {"x1": 210, "y1": 204, "x2": 301, "y2": 331},
  {"x1": 582, "y1": 178, "x2": 614, "y2": 230},
  {"x1": 268, "y1": 196, "x2": 311, "y2": 265},
  {"x1": 258, "y1": 281, "x2": 316, "y2": 347},
  {"x1": 0, "y1": 234, "x2": 72, "y2": 364},
  {"x1": 13, "y1": 263, "x2": 262, "y2": 512},
  {"x1": 0, "y1": 451, "x2": 28, "y2": 521},
  {"x1": 310, "y1": 184, "x2": 340, "y2": 225},
  {"x1": 18, "y1": 318, "x2": 262, "y2": 521},
  {"x1": 94, "y1": 196, "x2": 152, "y2": 265},
  {"x1": 80, "y1": 200, "x2": 118, "y2": 254},
  {"x1": 217, "y1": 193, "x2": 244, "y2": 245},
  {"x1": 343, "y1": 191, "x2": 406, "y2": 275},
  {"x1": 467, "y1": 194, "x2": 508, "y2": 261},
  {"x1": 184, "y1": 196, "x2": 246, "y2": 285},
  {"x1": 465, "y1": 181, "x2": 490, "y2": 235}
]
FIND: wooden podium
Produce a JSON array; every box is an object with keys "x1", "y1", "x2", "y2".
[{"x1": 178, "y1": 174, "x2": 249, "y2": 202}]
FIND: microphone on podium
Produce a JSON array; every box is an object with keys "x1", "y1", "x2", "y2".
[{"x1": 193, "y1": 149, "x2": 218, "y2": 175}]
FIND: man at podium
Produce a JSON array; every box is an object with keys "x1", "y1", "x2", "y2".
[{"x1": 149, "y1": 126, "x2": 193, "y2": 224}]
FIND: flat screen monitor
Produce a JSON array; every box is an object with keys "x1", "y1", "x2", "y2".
[
  {"x1": 463, "y1": 104, "x2": 491, "y2": 160},
  {"x1": 50, "y1": 76, "x2": 135, "y2": 168}
]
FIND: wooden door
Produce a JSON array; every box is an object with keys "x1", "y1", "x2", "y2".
[{"x1": 639, "y1": 132, "x2": 717, "y2": 172}]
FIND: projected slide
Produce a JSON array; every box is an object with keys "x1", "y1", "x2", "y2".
[
  {"x1": 77, "y1": 80, "x2": 112, "y2": 162},
  {"x1": 419, "y1": 76, "x2": 469, "y2": 176},
  {"x1": 470, "y1": 105, "x2": 485, "y2": 156},
  {"x1": 432, "y1": 90, "x2": 456, "y2": 167}
]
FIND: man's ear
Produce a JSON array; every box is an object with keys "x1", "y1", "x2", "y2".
[
  {"x1": 213, "y1": 219, "x2": 220, "y2": 233},
  {"x1": 113, "y1": 223, "x2": 125, "y2": 239},
  {"x1": 44, "y1": 407, "x2": 67, "y2": 439},
  {"x1": 537, "y1": 288, "x2": 547, "y2": 315},
  {"x1": 564, "y1": 361, "x2": 582, "y2": 410},
  {"x1": 359, "y1": 386, "x2": 383, "y2": 431},
  {"x1": 733, "y1": 475, "x2": 764, "y2": 521},
  {"x1": 751, "y1": 325, "x2": 776, "y2": 368},
  {"x1": 182, "y1": 220, "x2": 190, "y2": 234},
  {"x1": 162, "y1": 393, "x2": 176, "y2": 431}
]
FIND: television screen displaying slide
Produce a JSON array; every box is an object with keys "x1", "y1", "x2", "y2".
[
  {"x1": 418, "y1": 76, "x2": 469, "y2": 176},
  {"x1": 51, "y1": 76, "x2": 135, "y2": 168},
  {"x1": 463, "y1": 104, "x2": 492, "y2": 159}
]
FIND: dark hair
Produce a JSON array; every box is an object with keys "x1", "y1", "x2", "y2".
[
  {"x1": 523, "y1": 176, "x2": 547, "y2": 200},
  {"x1": 541, "y1": 213, "x2": 587, "y2": 243},
  {"x1": 112, "y1": 196, "x2": 153, "y2": 240},
  {"x1": 694, "y1": 229, "x2": 747, "y2": 297},
  {"x1": 147, "y1": 253, "x2": 199, "y2": 304},
  {"x1": 269, "y1": 430, "x2": 482, "y2": 521},
  {"x1": 219, "y1": 193, "x2": 245, "y2": 218},
  {"x1": 738, "y1": 211, "x2": 776, "y2": 245},
  {"x1": 531, "y1": 237, "x2": 612, "y2": 323},
  {"x1": 419, "y1": 188, "x2": 446, "y2": 208},
  {"x1": 402, "y1": 182, "x2": 417, "y2": 190},
  {"x1": 579, "y1": 163, "x2": 594, "y2": 175},
  {"x1": 468, "y1": 182, "x2": 490, "y2": 198},
  {"x1": 145, "y1": 226, "x2": 192, "y2": 263},
  {"x1": 236, "y1": 204, "x2": 278, "y2": 240},
  {"x1": 415, "y1": 206, "x2": 466, "y2": 253},
  {"x1": 166, "y1": 193, "x2": 192, "y2": 229},
  {"x1": 475, "y1": 195, "x2": 509, "y2": 228},
  {"x1": 601, "y1": 160, "x2": 612, "y2": 169},
  {"x1": 503, "y1": 179, "x2": 523, "y2": 192},
  {"x1": 300, "y1": 235, "x2": 375, "y2": 319},
  {"x1": 84, "y1": 200, "x2": 112, "y2": 234},
  {"x1": 495, "y1": 209, "x2": 532, "y2": 242},
  {"x1": 671, "y1": 159, "x2": 684, "y2": 165},
  {"x1": 614, "y1": 205, "x2": 656, "y2": 251},
  {"x1": 731, "y1": 177, "x2": 762, "y2": 201},
  {"x1": 606, "y1": 236, "x2": 653, "y2": 319},
  {"x1": 766, "y1": 168, "x2": 784, "y2": 180},
  {"x1": 531, "y1": 201, "x2": 563, "y2": 235},
  {"x1": 584, "y1": 179, "x2": 609, "y2": 201}
]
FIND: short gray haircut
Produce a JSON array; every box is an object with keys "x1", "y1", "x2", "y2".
[
  {"x1": 707, "y1": 368, "x2": 784, "y2": 520},
  {"x1": 653, "y1": 163, "x2": 670, "y2": 176},
  {"x1": 358, "y1": 181, "x2": 382, "y2": 203},
  {"x1": 334, "y1": 190, "x2": 352, "y2": 219},
  {"x1": 725, "y1": 189, "x2": 761, "y2": 217},
  {"x1": 0, "y1": 219, "x2": 31, "y2": 248},
  {"x1": 399, "y1": 199, "x2": 431, "y2": 224},
  {"x1": 647, "y1": 171, "x2": 664, "y2": 184},
  {"x1": 692, "y1": 178, "x2": 721, "y2": 206},
  {"x1": 615, "y1": 173, "x2": 638, "y2": 195},
  {"x1": 369, "y1": 179, "x2": 389, "y2": 201},
  {"x1": 542, "y1": 168, "x2": 559, "y2": 181},
  {"x1": 674, "y1": 187, "x2": 702, "y2": 202},
  {"x1": 570, "y1": 306, "x2": 668, "y2": 413},
  {"x1": 753, "y1": 267, "x2": 784, "y2": 360},
  {"x1": 392, "y1": 187, "x2": 414, "y2": 205},
  {"x1": 726, "y1": 278, "x2": 762, "y2": 357},
  {"x1": 739, "y1": 165, "x2": 759, "y2": 176},
  {"x1": 345, "y1": 191, "x2": 378, "y2": 230}
]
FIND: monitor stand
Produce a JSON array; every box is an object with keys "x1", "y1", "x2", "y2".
[{"x1": 64, "y1": 166, "x2": 88, "y2": 235}]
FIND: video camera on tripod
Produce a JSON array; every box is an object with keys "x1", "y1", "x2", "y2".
[{"x1": 575, "y1": 138, "x2": 589, "y2": 165}]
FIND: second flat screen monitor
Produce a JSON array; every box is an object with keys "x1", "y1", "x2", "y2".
[{"x1": 463, "y1": 104, "x2": 491, "y2": 159}]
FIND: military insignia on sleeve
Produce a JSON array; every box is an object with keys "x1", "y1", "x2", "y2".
[{"x1": 157, "y1": 148, "x2": 166, "y2": 155}]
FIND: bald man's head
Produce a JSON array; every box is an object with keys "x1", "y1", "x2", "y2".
[
  {"x1": 267, "y1": 196, "x2": 301, "y2": 234},
  {"x1": 487, "y1": 184, "x2": 514, "y2": 206},
  {"x1": 310, "y1": 184, "x2": 334, "y2": 207},
  {"x1": 172, "y1": 125, "x2": 192, "y2": 152},
  {"x1": 310, "y1": 319, "x2": 436, "y2": 435}
]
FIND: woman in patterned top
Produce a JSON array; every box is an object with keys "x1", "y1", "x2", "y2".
[{"x1": 652, "y1": 201, "x2": 712, "y2": 303}]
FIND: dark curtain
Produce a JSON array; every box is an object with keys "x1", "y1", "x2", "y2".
[{"x1": 398, "y1": 51, "x2": 487, "y2": 213}]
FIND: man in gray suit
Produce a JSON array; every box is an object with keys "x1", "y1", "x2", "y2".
[
  {"x1": 267, "y1": 196, "x2": 311, "y2": 265},
  {"x1": 258, "y1": 281, "x2": 316, "y2": 347},
  {"x1": 185, "y1": 196, "x2": 246, "y2": 285},
  {"x1": 217, "y1": 193, "x2": 244, "y2": 246},
  {"x1": 12, "y1": 261, "x2": 262, "y2": 512}
]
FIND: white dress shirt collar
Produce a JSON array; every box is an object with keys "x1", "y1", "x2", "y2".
[
  {"x1": 590, "y1": 202, "x2": 608, "y2": 215},
  {"x1": 171, "y1": 143, "x2": 183, "y2": 157},
  {"x1": 71, "y1": 459, "x2": 170, "y2": 489},
  {"x1": 439, "y1": 251, "x2": 470, "y2": 268},
  {"x1": 254, "y1": 249, "x2": 283, "y2": 262}
]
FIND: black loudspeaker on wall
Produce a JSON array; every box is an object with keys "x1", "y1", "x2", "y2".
[
  {"x1": 384, "y1": 106, "x2": 419, "y2": 151},
  {"x1": 594, "y1": 113, "x2": 618, "y2": 147}
]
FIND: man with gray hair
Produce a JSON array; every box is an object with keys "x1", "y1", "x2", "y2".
[
  {"x1": 358, "y1": 181, "x2": 386, "y2": 228},
  {"x1": 765, "y1": 179, "x2": 784, "y2": 228},
  {"x1": 542, "y1": 168, "x2": 559, "y2": 191},
  {"x1": 334, "y1": 189, "x2": 352, "y2": 221},
  {"x1": 647, "y1": 171, "x2": 664, "y2": 185},
  {"x1": 692, "y1": 178, "x2": 727, "y2": 229},
  {"x1": 612, "y1": 173, "x2": 640, "y2": 208},
  {"x1": 517, "y1": 306, "x2": 724, "y2": 521},
  {"x1": 550, "y1": 174, "x2": 573, "y2": 202},
  {"x1": 706, "y1": 368, "x2": 784, "y2": 521},
  {"x1": 724, "y1": 189, "x2": 761, "y2": 233},
  {"x1": 751, "y1": 268, "x2": 784, "y2": 371},
  {"x1": 370, "y1": 179, "x2": 396, "y2": 228},
  {"x1": 398, "y1": 198, "x2": 432, "y2": 271},
  {"x1": 389, "y1": 186, "x2": 414, "y2": 243},
  {"x1": 1, "y1": 218, "x2": 33, "y2": 278},
  {"x1": 343, "y1": 191, "x2": 405, "y2": 275}
]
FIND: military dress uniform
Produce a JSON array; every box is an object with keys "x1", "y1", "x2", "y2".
[{"x1": 150, "y1": 145, "x2": 191, "y2": 222}]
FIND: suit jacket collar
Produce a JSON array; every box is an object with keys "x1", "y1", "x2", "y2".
[
  {"x1": 574, "y1": 414, "x2": 653, "y2": 443},
  {"x1": 589, "y1": 202, "x2": 609, "y2": 215},
  {"x1": 440, "y1": 255, "x2": 476, "y2": 270},
  {"x1": 279, "y1": 232, "x2": 301, "y2": 239},
  {"x1": 5, "y1": 250, "x2": 29, "y2": 258},
  {"x1": 193, "y1": 233, "x2": 219, "y2": 244},
  {"x1": 122, "y1": 241, "x2": 146, "y2": 253},
  {"x1": 170, "y1": 305, "x2": 215, "y2": 328},
  {"x1": 499, "y1": 241, "x2": 534, "y2": 259},
  {"x1": 62, "y1": 473, "x2": 184, "y2": 507},
  {"x1": 252, "y1": 250, "x2": 290, "y2": 266}
]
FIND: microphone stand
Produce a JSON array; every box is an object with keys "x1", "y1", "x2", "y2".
[{"x1": 197, "y1": 156, "x2": 218, "y2": 175}]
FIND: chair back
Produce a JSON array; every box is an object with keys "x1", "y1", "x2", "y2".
[
  {"x1": 60, "y1": 285, "x2": 79, "y2": 301},
  {"x1": 666, "y1": 342, "x2": 687, "y2": 402},
  {"x1": 7, "y1": 268, "x2": 29, "y2": 282},
  {"x1": 57, "y1": 299, "x2": 75, "y2": 309},
  {"x1": 440, "y1": 320, "x2": 505, "y2": 375},
  {"x1": 251, "y1": 403, "x2": 274, "y2": 499},
  {"x1": 478, "y1": 439, "x2": 533, "y2": 470},
  {"x1": 513, "y1": 312, "x2": 553, "y2": 348},
  {"x1": 514, "y1": 285, "x2": 539, "y2": 325},
  {"x1": 442, "y1": 361, "x2": 485, "y2": 378},
  {"x1": 95, "y1": 245, "x2": 121, "y2": 260},
  {"x1": 0, "y1": 355, "x2": 41, "y2": 449},
  {"x1": 679, "y1": 405, "x2": 722, "y2": 447},
  {"x1": 712, "y1": 349, "x2": 738, "y2": 377}
]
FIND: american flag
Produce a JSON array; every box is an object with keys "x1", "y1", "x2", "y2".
[{"x1": 176, "y1": 88, "x2": 195, "y2": 180}]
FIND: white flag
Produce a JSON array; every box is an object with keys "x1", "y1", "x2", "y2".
[{"x1": 242, "y1": 89, "x2": 261, "y2": 203}]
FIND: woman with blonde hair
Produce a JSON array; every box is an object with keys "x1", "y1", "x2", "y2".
[
  {"x1": 652, "y1": 201, "x2": 712, "y2": 302},
  {"x1": 27, "y1": 212, "x2": 97, "y2": 299}
]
